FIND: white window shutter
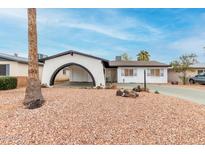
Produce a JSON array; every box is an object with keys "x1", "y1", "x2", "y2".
[
  {"x1": 134, "y1": 68, "x2": 137, "y2": 76},
  {"x1": 6, "y1": 64, "x2": 10, "y2": 76},
  {"x1": 121, "y1": 69, "x2": 125, "y2": 76}
]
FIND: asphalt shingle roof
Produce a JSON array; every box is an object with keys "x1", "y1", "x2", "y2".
[
  {"x1": 0, "y1": 52, "x2": 43, "y2": 65},
  {"x1": 0, "y1": 51, "x2": 170, "y2": 67},
  {"x1": 109, "y1": 60, "x2": 169, "y2": 67},
  {"x1": 190, "y1": 63, "x2": 205, "y2": 68}
]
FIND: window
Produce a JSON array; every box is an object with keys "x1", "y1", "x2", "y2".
[
  {"x1": 147, "y1": 69, "x2": 164, "y2": 77},
  {"x1": 198, "y1": 69, "x2": 205, "y2": 74},
  {"x1": 0, "y1": 64, "x2": 9, "y2": 76},
  {"x1": 121, "y1": 68, "x2": 137, "y2": 76},
  {"x1": 160, "y1": 69, "x2": 164, "y2": 76},
  {"x1": 63, "y1": 69, "x2": 67, "y2": 75}
]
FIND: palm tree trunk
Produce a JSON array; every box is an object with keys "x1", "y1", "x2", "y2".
[{"x1": 24, "y1": 8, "x2": 44, "y2": 109}]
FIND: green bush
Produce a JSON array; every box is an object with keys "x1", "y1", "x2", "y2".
[
  {"x1": 0, "y1": 76, "x2": 17, "y2": 90},
  {"x1": 154, "y1": 90, "x2": 160, "y2": 94}
]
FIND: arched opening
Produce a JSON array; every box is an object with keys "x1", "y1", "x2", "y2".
[{"x1": 50, "y1": 63, "x2": 96, "y2": 87}]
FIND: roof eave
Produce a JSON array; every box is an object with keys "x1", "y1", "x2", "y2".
[
  {"x1": 40, "y1": 50, "x2": 109, "y2": 63},
  {"x1": 109, "y1": 65, "x2": 170, "y2": 67}
]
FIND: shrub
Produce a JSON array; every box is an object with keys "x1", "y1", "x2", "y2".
[
  {"x1": 154, "y1": 90, "x2": 160, "y2": 94},
  {"x1": 0, "y1": 76, "x2": 17, "y2": 90}
]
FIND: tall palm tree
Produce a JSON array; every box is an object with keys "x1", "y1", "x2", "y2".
[
  {"x1": 137, "y1": 50, "x2": 150, "y2": 61},
  {"x1": 24, "y1": 8, "x2": 44, "y2": 109}
]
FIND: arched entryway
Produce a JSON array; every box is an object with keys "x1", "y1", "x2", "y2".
[
  {"x1": 41, "y1": 50, "x2": 106, "y2": 87},
  {"x1": 50, "y1": 62, "x2": 96, "y2": 87}
]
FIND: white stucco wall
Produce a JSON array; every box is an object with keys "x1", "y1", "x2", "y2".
[
  {"x1": 41, "y1": 53, "x2": 105, "y2": 86},
  {"x1": 0, "y1": 60, "x2": 43, "y2": 80},
  {"x1": 55, "y1": 69, "x2": 70, "y2": 81},
  {"x1": 68, "y1": 65, "x2": 92, "y2": 82},
  {"x1": 117, "y1": 67, "x2": 168, "y2": 83}
]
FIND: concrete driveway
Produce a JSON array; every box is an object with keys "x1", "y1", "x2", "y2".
[{"x1": 117, "y1": 83, "x2": 205, "y2": 104}]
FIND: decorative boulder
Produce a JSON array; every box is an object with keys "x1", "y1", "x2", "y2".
[
  {"x1": 122, "y1": 89, "x2": 131, "y2": 97},
  {"x1": 116, "y1": 89, "x2": 139, "y2": 98},
  {"x1": 116, "y1": 89, "x2": 124, "y2": 96},
  {"x1": 132, "y1": 85, "x2": 141, "y2": 92},
  {"x1": 129, "y1": 91, "x2": 139, "y2": 98}
]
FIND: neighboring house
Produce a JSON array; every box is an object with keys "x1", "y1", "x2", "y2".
[
  {"x1": 40, "y1": 50, "x2": 169, "y2": 86},
  {"x1": 168, "y1": 63, "x2": 205, "y2": 83},
  {"x1": 0, "y1": 52, "x2": 44, "y2": 78},
  {"x1": 0, "y1": 53, "x2": 44, "y2": 87}
]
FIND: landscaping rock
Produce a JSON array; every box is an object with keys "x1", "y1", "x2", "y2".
[
  {"x1": 1, "y1": 88, "x2": 205, "y2": 144},
  {"x1": 123, "y1": 89, "x2": 139, "y2": 98},
  {"x1": 117, "y1": 89, "x2": 139, "y2": 98},
  {"x1": 133, "y1": 85, "x2": 141, "y2": 92},
  {"x1": 171, "y1": 81, "x2": 179, "y2": 85},
  {"x1": 129, "y1": 91, "x2": 139, "y2": 98},
  {"x1": 116, "y1": 89, "x2": 124, "y2": 96},
  {"x1": 96, "y1": 85, "x2": 103, "y2": 89},
  {"x1": 122, "y1": 89, "x2": 130, "y2": 97}
]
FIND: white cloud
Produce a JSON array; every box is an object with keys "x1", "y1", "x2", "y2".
[
  {"x1": 0, "y1": 8, "x2": 26, "y2": 20},
  {"x1": 37, "y1": 9, "x2": 163, "y2": 42},
  {"x1": 170, "y1": 37, "x2": 205, "y2": 52},
  {"x1": 0, "y1": 9, "x2": 164, "y2": 42}
]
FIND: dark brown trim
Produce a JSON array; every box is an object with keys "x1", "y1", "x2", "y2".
[
  {"x1": 0, "y1": 56, "x2": 44, "y2": 66},
  {"x1": 40, "y1": 50, "x2": 109, "y2": 63},
  {"x1": 109, "y1": 65, "x2": 170, "y2": 67},
  {"x1": 190, "y1": 67, "x2": 205, "y2": 69}
]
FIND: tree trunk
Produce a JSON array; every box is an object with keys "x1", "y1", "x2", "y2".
[
  {"x1": 182, "y1": 71, "x2": 187, "y2": 85},
  {"x1": 23, "y1": 8, "x2": 44, "y2": 109}
]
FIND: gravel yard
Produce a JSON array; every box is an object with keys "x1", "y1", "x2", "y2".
[{"x1": 1, "y1": 88, "x2": 205, "y2": 144}]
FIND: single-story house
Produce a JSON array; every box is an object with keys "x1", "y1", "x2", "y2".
[
  {"x1": 0, "y1": 53, "x2": 44, "y2": 87},
  {"x1": 39, "y1": 50, "x2": 170, "y2": 86},
  {"x1": 168, "y1": 63, "x2": 205, "y2": 83}
]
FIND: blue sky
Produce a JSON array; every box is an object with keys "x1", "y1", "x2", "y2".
[{"x1": 0, "y1": 8, "x2": 205, "y2": 63}]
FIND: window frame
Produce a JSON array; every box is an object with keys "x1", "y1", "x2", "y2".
[
  {"x1": 147, "y1": 68, "x2": 164, "y2": 77},
  {"x1": 197, "y1": 69, "x2": 205, "y2": 75},
  {"x1": 0, "y1": 64, "x2": 9, "y2": 76},
  {"x1": 121, "y1": 68, "x2": 137, "y2": 77}
]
